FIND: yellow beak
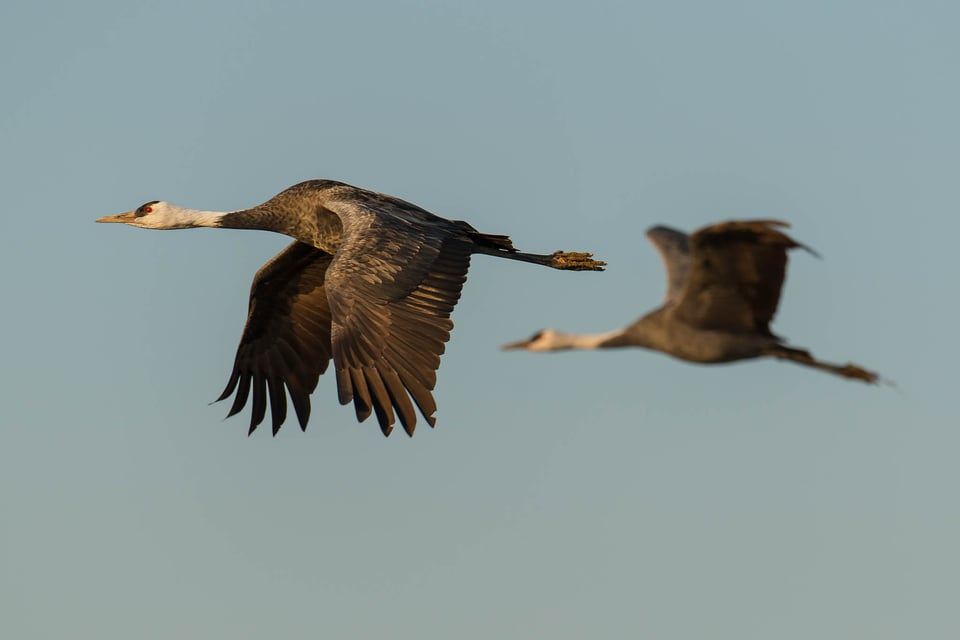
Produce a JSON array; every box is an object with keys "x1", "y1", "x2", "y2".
[{"x1": 96, "y1": 210, "x2": 137, "y2": 224}]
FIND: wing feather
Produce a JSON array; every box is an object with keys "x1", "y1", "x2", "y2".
[
  {"x1": 645, "y1": 226, "x2": 691, "y2": 303},
  {"x1": 216, "y1": 241, "x2": 334, "y2": 435},
  {"x1": 226, "y1": 374, "x2": 250, "y2": 419},
  {"x1": 267, "y1": 376, "x2": 287, "y2": 434},
  {"x1": 249, "y1": 372, "x2": 268, "y2": 434},
  {"x1": 218, "y1": 186, "x2": 475, "y2": 437},
  {"x1": 348, "y1": 367, "x2": 374, "y2": 422},
  {"x1": 323, "y1": 202, "x2": 472, "y2": 435}
]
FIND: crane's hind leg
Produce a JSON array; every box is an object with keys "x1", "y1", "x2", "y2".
[
  {"x1": 469, "y1": 235, "x2": 606, "y2": 271},
  {"x1": 766, "y1": 345, "x2": 881, "y2": 384},
  {"x1": 501, "y1": 248, "x2": 606, "y2": 271}
]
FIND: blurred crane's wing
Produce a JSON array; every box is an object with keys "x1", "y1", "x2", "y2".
[
  {"x1": 672, "y1": 220, "x2": 814, "y2": 334},
  {"x1": 645, "y1": 225, "x2": 691, "y2": 304}
]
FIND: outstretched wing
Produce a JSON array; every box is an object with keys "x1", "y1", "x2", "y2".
[
  {"x1": 322, "y1": 197, "x2": 472, "y2": 437},
  {"x1": 217, "y1": 241, "x2": 334, "y2": 435},
  {"x1": 673, "y1": 220, "x2": 813, "y2": 334},
  {"x1": 645, "y1": 225, "x2": 691, "y2": 304}
]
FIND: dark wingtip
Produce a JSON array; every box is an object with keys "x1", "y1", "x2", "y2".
[
  {"x1": 799, "y1": 242, "x2": 821, "y2": 259},
  {"x1": 226, "y1": 396, "x2": 246, "y2": 419},
  {"x1": 215, "y1": 370, "x2": 240, "y2": 403},
  {"x1": 289, "y1": 389, "x2": 311, "y2": 431},
  {"x1": 354, "y1": 401, "x2": 372, "y2": 423}
]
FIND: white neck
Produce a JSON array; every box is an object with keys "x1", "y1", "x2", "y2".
[
  {"x1": 190, "y1": 209, "x2": 228, "y2": 227},
  {"x1": 161, "y1": 204, "x2": 228, "y2": 229},
  {"x1": 131, "y1": 202, "x2": 233, "y2": 230},
  {"x1": 539, "y1": 329, "x2": 625, "y2": 351}
]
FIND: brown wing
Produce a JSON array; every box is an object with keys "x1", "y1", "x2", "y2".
[
  {"x1": 672, "y1": 220, "x2": 813, "y2": 334},
  {"x1": 645, "y1": 225, "x2": 691, "y2": 303},
  {"x1": 216, "y1": 241, "x2": 334, "y2": 435},
  {"x1": 322, "y1": 204, "x2": 472, "y2": 437}
]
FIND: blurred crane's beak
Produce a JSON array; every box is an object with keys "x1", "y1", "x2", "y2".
[
  {"x1": 96, "y1": 210, "x2": 137, "y2": 224},
  {"x1": 501, "y1": 338, "x2": 533, "y2": 351}
]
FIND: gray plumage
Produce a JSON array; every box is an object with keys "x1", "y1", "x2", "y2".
[
  {"x1": 503, "y1": 219, "x2": 881, "y2": 384},
  {"x1": 98, "y1": 179, "x2": 606, "y2": 437}
]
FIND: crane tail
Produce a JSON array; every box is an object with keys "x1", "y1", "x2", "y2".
[{"x1": 467, "y1": 230, "x2": 517, "y2": 252}]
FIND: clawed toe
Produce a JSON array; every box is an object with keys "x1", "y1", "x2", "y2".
[{"x1": 550, "y1": 251, "x2": 607, "y2": 271}]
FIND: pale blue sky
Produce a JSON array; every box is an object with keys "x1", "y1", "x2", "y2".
[{"x1": 1, "y1": 1, "x2": 957, "y2": 638}]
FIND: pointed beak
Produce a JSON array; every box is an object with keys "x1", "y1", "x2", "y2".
[
  {"x1": 501, "y1": 338, "x2": 532, "y2": 351},
  {"x1": 96, "y1": 210, "x2": 137, "y2": 224}
]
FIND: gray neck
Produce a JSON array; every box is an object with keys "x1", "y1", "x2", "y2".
[
  {"x1": 219, "y1": 202, "x2": 342, "y2": 251},
  {"x1": 218, "y1": 208, "x2": 299, "y2": 236},
  {"x1": 605, "y1": 311, "x2": 664, "y2": 350}
]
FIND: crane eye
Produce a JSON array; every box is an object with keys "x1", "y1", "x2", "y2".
[{"x1": 135, "y1": 201, "x2": 159, "y2": 217}]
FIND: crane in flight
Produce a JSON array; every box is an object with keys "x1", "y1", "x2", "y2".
[
  {"x1": 98, "y1": 179, "x2": 605, "y2": 436},
  {"x1": 503, "y1": 219, "x2": 881, "y2": 384}
]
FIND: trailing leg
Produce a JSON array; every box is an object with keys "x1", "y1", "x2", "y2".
[
  {"x1": 471, "y1": 242, "x2": 606, "y2": 271},
  {"x1": 766, "y1": 345, "x2": 880, "y2": 384}
]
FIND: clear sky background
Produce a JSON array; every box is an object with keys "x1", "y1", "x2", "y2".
[{"x1": 1, "y1": 1, "x2": 956, "y2": 638}]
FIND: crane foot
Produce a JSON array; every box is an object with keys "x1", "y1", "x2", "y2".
[{"x1": 549, "y1": 251, "x2": 606, "y2": 271}]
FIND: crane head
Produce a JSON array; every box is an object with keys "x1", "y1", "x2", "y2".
[
  {"x1": 501, "y1": 329, "x2": 567, "y2": 352},
  {"x1": 96, "y1": 201, "x2": 208, "y2": 230}
]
